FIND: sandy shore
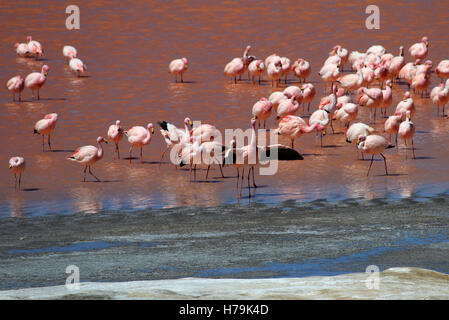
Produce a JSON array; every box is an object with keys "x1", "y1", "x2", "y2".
[{"x1": 0, "y1": 267, "x2": 448, "y2": 299}]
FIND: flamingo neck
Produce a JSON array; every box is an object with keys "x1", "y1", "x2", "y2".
[
  {"x1": 97, "y1": 141, "x2": 104, "y2": 158},
  {"x1": 143, "y1": 128, "x2": 152, "y2": 145}
]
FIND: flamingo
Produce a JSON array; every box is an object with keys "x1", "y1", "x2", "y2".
[
  {"x1": 191, "y1": 123, "x2": 221, "y2": 143},
  {"x1": 63, "y1": 45, "x2": 77, "y2": 60},
  {"x1": 348, "y1": 51, "x2": 366, "y2": 71},
  {"x1": 268, "y1": 91, "x2": 287, "y2": 113},
  {"x1": 398, "y1": 59, "x2": 421, "y2": 85},
  {"x1": 346, "y1": 122, "x2": 375, "y2": 159},
  {"x1": 330, "y1": 45, "x2": 349, "y2": 70},
  {"x1": 319, "y1": 62, "x2": 340, "y2": 92},
  {"x1": 310, "y1": 85, "x2": 337, "y2": 146},
  {"x1": 366, "y1": 45, "x2": 386, "y2": 56},
  {"x1": 69, "y1": 57, "x2": 87, "y2": 77},
  {"x1": 267, "y1": 59, "x2": 283, "y2": 87},
  {"x1": 395, "y1": 91, "x2": 416, "y2": 120},
  {"x1": 336, "y1": 63, "x2": 364, "y2": 92},
  {"x1": 242, "y1": 45, "x2": 256, "y2": 79},
  {"x1": 357, "y1": 86, "x2": 383, "y2": 122},
  {"x1": 107, "y1": 120, "x2": 124, "y2": 159},
  {"x1": 398, "y1": 111, "x2": 416, "y2": 159},
  {"x1": 409, "y1": 36, "x2": 429, "y2": 60},
  {"x1": 25, "y1": 65, "x2": 49, "y2": 100},
  {"x1": 14, "y1": 43, "x2": 30, "y2": 57},
  {"x1": 158, "y1": 117, "x2": 192, "y2": 165},
  {"x1": 283, "y1": 85, "x2": 303, "y2": 104},
  {"x1": 247, "y1": 60, "x2": 265, "y2": 84},
  {"x1": 197, "y1": 140, "x2": 226, "y2": 179},
  {"x1": 411, "y1": 72, "x2": 431, "y2": 97},
  {"x1": 6, "y1": 75, "x2": 25, "y2": 102},
  {"x1": 124, "y1": 123, "x2": 154, "y2": 163},
  {"x1": 275, "y1": 115, "x2": 322, "y2": 148},
  {"x1": 360, "y1": 64, "x2": 375, "y2": 87},
  {"x1": 435, "y1": 60, "x2": 449, "y2": 83},
  {"x1": 431, "y1": 80, "x2": 449, "y2": 116},
  {"x1": 357, "y1": 135, "x2": 394, "y2": 176},
  {"x1": 384, "y1": 113, "x2": 402, "y2": 146},
  {"x1": 9, "y1": 157, "x2": 26, "y2": 190},
  {"x1": 169, "y1": 57, "x2": 188, "y2": 83},
  {"x1": 265, "y1": 53, "x2": 280, "y2": 67},
  {"x1": 388, "y1": 46, "x2": 405, "y2": 81},
  {"x1": 292, "y1": 58, "x2": 311, "y2": 83},
  {"x1": 34, "y1": 112, "x2": 58, "y2": 151},
  {"x1": 380, "y1": 80, "x2": 393, "y2": 116},
  {"x1": 280, "y1": 57, "x2": 291, "y2": 83},
  {"x1": 334, "y1": 102, "x2": 358, "y2": 128},
  {"x1": 224, "y1": 57, "x2": 245, "y2": 84},
  {"x1": 67, "y1": 136, "x2": 108, "y2": 182},
  {"x1": 276, "y1": 96, "x2": 300, "y2": 119},
  {"x1": 26, "y1": 36, "x2": 43, "y2": 58},
  {"x1": 252, "y1": 97, "x2": 273, "y2": 128},
  {"x1": 301, "y1": 83, "x2": 316, "y2": 113}
]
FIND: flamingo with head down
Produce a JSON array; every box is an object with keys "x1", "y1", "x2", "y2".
[{"x1": 9, "y1": 157, "x2": 26, "y2": 190}]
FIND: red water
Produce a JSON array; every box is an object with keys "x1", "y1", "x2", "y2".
[{"x1": 1, "y1": 0, "x2": 449, "y2": 216}]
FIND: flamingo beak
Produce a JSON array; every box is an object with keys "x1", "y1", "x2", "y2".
[
  {"x1": 425, "y1": 41, "x2": 429, "y2": 47},
  {"x1": 189, "y1": 120, "x2": 193, "y2": 126},
  {"x1": 253, "y1": 116, "x2": 258, "y2": 120},
  {"x1": 322, "y1": 130, "x2": 326, "y2": 136},
  {"x1": 151, "y1": 128, "x2": 154, "y2": 134},
  {"x1": 103, "y1": 139, "x2": 109, "y2": 144},
  {"x1": 9, "y1": 164, "x2": 12, "y2": 169}
]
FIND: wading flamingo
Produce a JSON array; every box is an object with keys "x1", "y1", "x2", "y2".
[
  {"x1": 267, "y1": 59, "x2": 283, "y2": 87},
  {"x1": 63, "y1": 45, "x2": 77, "y2": 60},
  {"x1": 34, "y1": 112, "x2": 58, "y2": 151},
  {"x1": 384, "y1": 113, "x2": 402, "y2": 146},
  {"x1": 395, "y1": 91, "x2": 415, "y2": 120},
  {"x1": 69, "y1": 57, "x2": 87, "y2": 77},
  {"x1": 431, "y1": 80, "x2": 449, "y2": 116},
  {"x1": 169, "y1": 57, "x2": 188, "y2": 83},
  {"x1": 26, "y1": 36, "x2": 43, "y2": 58},
  {"x1": 292, "y1": 59, "x2": 311, "y2": 83},
  {"x1": 301, "y1": 83, "x2": 316, "y2": 113},
  {"x1": 25, "y1": 65, "x2": 49, "y2": 100},
  {"x1": 252, "y1": 97, "x2": 273, "y2": 128},
  {"x1": 435, "y1": 60, "x2": 449, "y2": 83},
  {"x1": 158, "y1": 117, "x2": 193, "y2": 166},
  {"x1": 275, "y1": 115, "x2": 322, "y2": 148},
  {"x1": 124, "y1": 123, "x2": 154, "y2": 163},
  {"x1": 268, "y1": 91, "x2": 287, "y2": 113},
  {"x1": 276, "y1": 96, "x2": 300, "y2": 119},
  {"x1": 14, "y1": 43, "x2": 30, "y2": 57},
  {"x1": 67, "y1": 136, "x2": 108, "y2": 182},
  {"x1": 346, "y1": 122, "x2": 375, "y2": 159},
  {"x1": 9, "y1": 157, "x2": 26, "y2": 190},
  {"x1": 357, "y1": 135, "x2": 394, "y2": 176},
  {"x1": 107, "y1": 120, "x2": 124, "y2": 159},
  {"x1": 398, "y1": 111, "x2": 416, "y2": 159},
  {"x1": 248, "y1": 60, "x2": 265, "y2": 84},
  {"x1": 6, "y1": 75, "x2": 24, "y2": 102},
  {"x1": 409, "y1": 36, "x2": 429, "y2": 60}
]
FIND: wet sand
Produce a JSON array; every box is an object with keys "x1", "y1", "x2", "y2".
[{"x1": 1, "y1": 196, "x2": 448, "y2": 292}]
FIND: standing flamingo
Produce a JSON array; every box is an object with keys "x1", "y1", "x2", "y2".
[
  {"x1": 191, "y1": 123, "x2": 221, "y2": 143},
  {"x1": 25, "y1": 65, "x2": 49, "y2": 100},
  {"x1": 280, "y1": 57, "x2": 291, "y2": 83},
  {"x1": 252, "y1": 98, "x2": 273, "y2": 128},
  {"x1": 26, "y1": 36, "x2": 43, "y2": 58},
  {"x1": 9, "y1": 157, "x2": 26, "y2": 190},
  {"x1": 268, "y1": 91, "x2": 287, "y2": 113},
  {"x1": 14, "y1": 43, "x2": 30, "y2": 57},
  {"x1": 395, "y1": 91, "x2": 416, "y2": 120},
  {"x1": 388, "y1": 46, "x2": 405, "y2": 81},
  {"x1": 319, "y1": 62, "x2": 340, "y2": 93},
  {"x1": 34, "y1": 113, "x2": 58, "y2": 151},
  {"x1": 107, "y1": 120, "x2": 124, "y2": 159},
  {"x1": 357, "y1": 86, "x2": 383, "y2": 122},
  {"x1": 292, "y1": 58, "x2": 311, "y2": 83},
  {"x1": 67, "y1": 137, "x2": 108, "y2": 182},
  {"x1": 124, "y1": 123, "x2": 154, "y2": 163},
  {"x1": 384, "y1": 113, "x2": 402, "y2": 146},
  {"x1": 267, "y1": 59, "x2": 283, "y2": 87},
  {"x1": 398, "y1": 111, "x2": 416, "y2": 159},
  {"x1": 63, "y1": 45, "x2": 77, "y2": 60},
  {"x1": 247, "y1": 60, "x2": 265, "y2": 84},
  {"x1": 276, "y1": 96, "x2": 300, "y2": 119},
  {"x1": 430, "y1": 80, "x2": 449, "y2": 116},
  {"x1": 224, "y1": 57, "x2": 245, "y2": 84},
  {"x1": 336, "y1": 63, "x2": 364, "y2": 92},
  {"x1": 357, "y1": 135, "x2": 394, "y2": 176},
  {"x1": 330, "y1": 45, "x2": 349, "y2": 70},
  {"x1": 435, "y1": 60, "x2": 449, "y2": 83},
  {"x1": 158, "y1": 117, "x2": 193, "y2": 166},
  {"x1": 6, "y1": 75, "x2": 25, "y2": 102},
  {"x1": 310, "y1": 85, "x2": 337, "y2": 146},
  {"x1": 380, "y1": 80, "x2": 393, "y2": 116},
  {"x1": 275, "y1": 115, "x2": 322, "y2": 148},
  {"x1": 301, "y1": 83, "x2": 316, "y2": 113},
  {"x1": 69, "y1": 57, "x2": 87, "y2": 77},
  {"x1": 169, "y1": 57, "x2": 188, "y2": 83},
  {"x1": 409, "y1": 36, "x2": 429, "y2": 60}
]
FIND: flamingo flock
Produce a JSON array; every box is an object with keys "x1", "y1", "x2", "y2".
[{"x1": 5, "y1": 35, "x2": 449, "y2": 197}]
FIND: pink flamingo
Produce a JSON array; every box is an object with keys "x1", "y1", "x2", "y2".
[
  {"x1": 360, "y1": 64, "x2": 375, "y2": 87},
  {"x1": 292, "y1": 58, "x2": 311, "y2": 83},
  {"x1": 430, "y1": 80, "x2": 449, "y2": 116},
  {"x1": 191, "y1": 123, "x2": 221, "y2": 143},
  {"x1": 319, "y1": 62, "x2": 340, "y2": 92},
  {"x1": 334, "y1": 102, "x2": 358, "y2": 128},
  {"x1": 107, "y1": 120, "x2": 124, "y2": 159},
  {"x1": 280, "y1": 57, "x2": 291, "y2": 83},
  {"x1": 9, "y1": 157, "x2": 26, "y2": 190},
  {"x1": 14, "y1": 43, "x2": 30, "y2": 57},
  {"x1": 169, "y1": 57, "x2": 188, "y2": 83},
  {"x1": 435, "y1": 60, "x2": 449, "y2": 83},
  {"x1": 395, "y1": 91, "x2": 416, "y2": 120},
  {"x1": 268, "y1": 91, "x2": 287, "y2": 113},
  {"x1": 267, "y1": 59, "x2": 283, "y2": 87},
  {"x1": 252, "y1": 98, "x2": 273, "y2": 128},
  {"x1": 380, "y1": 80, "x2": 393, "y2": 116},
  {"x1": 357, "y1": 86, "x2": 383, "y2": 122},
  {"x1": 388, "y1": 46, "x2": 405, "y2": 81},
  {"x1": 301, "y1": 83, "x2": 316, "y2": 113},
  {"x1": 330, "y1": 45, "x2": 349, "y2": 70},
  {"x1": 26, "y1": 36, "x2": 43, "y2": 58},
  {"x1": 224, "y1": 57, "x2": 245, "y2": 84},
  {"x1": 275, "y1": 115, "x2": 322, "y2": 148},
  {"x1": 265, "y1": 53, "x2": 280, "y2": 67},
  {"x1": 25, "y1": 65, "x2": 49, "y2": 100},
  {"x1": 63, "y1": 45, "x2": 77, "y2": 60},
  {"x1": 357, "y1": 135, "x2": 394, "y2": 176},
  {"x1": 124, "y1": 123, "x2": 154, "y2": 163},
  {"x1": 366, "y1": 45, "x2": 386, "y2": 56},
  {"x1": 346, "y1": 122, "x2": 375, "y2": 159},
  {"x1": 283, "y1": 85, "x2": 303, "y2": 104},
  {"x1": 409, "y1": 37, "x2": 429, "y2": 60},
  {"x1": 398, "y1": 111, "x2": 416, "y2": 159},
  {"x1": 67, "y1": 136, "x2": 108, "y2": 182},
  {"x1": 310, "y1": 85, "x2": 337, "y2": 145},
  {"x1": 348, "y1": 51, "x2": 366, "y2": 71},
  {"x1": 6, "y1": 75, "x2": 25, "y2": 101},
  {"x1": 276, "y1": 96, "x2": 300, "y2": 119},
  {"x1": 69, "y1": 57, "x2": 87, "y2": 77},
  {"x1": 411, "y1": 72, "x2": 431, "y2": 97},
  {"x1": 384, "y1": 113, "x2": 402, "y2": 146},
  {"x1": 34, "y1": 112, "x2": 58, "y2": 151},
  {"x1": 336, "y1": 64, "x2": 364, "y2": 92},
  {"x1": 398, "y1": 59, "x2": 421, "y2": 85},
  {"x1": 247, "y1": 60, "x2": 265, "y2": 84}
]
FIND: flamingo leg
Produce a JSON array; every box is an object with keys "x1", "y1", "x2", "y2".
[
  {"x1": 236, "y1": 168, "x2": 240, "y2": 189},
  {"x1": 116, "y1": 143, "x2": 120, "y2": 159},
  {"x1": 12, "y1": 93, "x2": 15, "y2": 102},
  {"x1": 83, "y1": 165, "x2": 87, "y2": 182},
  {"x1": 251, "y1": 166, "x2": 257, "y2": 188},
  {"x1": 88, "y1": 166, "x2": 101, "y2": 182},
  {"x1": 367, "y1": 154, "x2": 375, "y2": 176},
  {"x1": 181, "y1": 73, "x2": 183, "y2": 83},
  {"x1": 159, "y1": 147, "x2": 169, "y2": 166},
  {"x1": 14, "y1": 173, "x2": 17, "y2": 189},
  {"x1": 206, "y1": 165, "x2": 210, "y2": 179},
  {"x1": 247, "y1": 167, "x2": 251, "y2": 196},
  {"x1": 412, "y1": 139, "x2": 416, "y2": 159},
  {"x1": 48, "y1": 135, "x2": 52, "y2": 151},
  {"x1": 18, "y1": 173, "x2": 22, "y2": 189},
  {"x1": 37, "y1": 89, "x2": 40, "y2": 100},
  {"x1": 140, "y1": 147, "x2": 143, "y2": 163},
  {"x1": 219, "y1": 164, "x2": 225, "y2": 178},
  {"x1": 239, "y1": 168, "x2": 245, "y2": 197},
  {"x1": 42, "y1": 135, "x2": 45, "y2": 151},
  {"x1": 129, "y1": 146, "x2": 133, "y2": 163},
  {"x1": 380, "y1": 153, "x2": 388, "y2": 175}
]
